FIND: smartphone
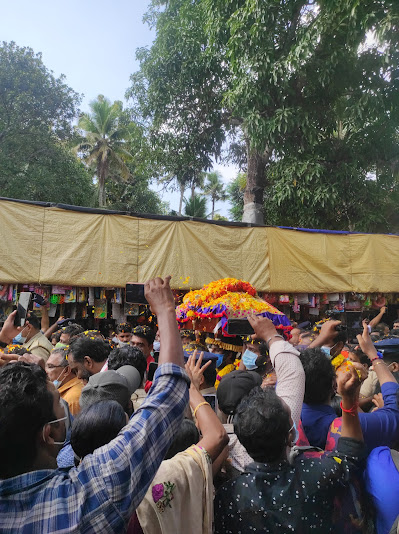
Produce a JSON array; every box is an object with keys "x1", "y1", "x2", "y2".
[
  {"x1": 203, "y1": 394, "x2": 218, "y2": 413},
  {"x1": 14, "y1": 292, "x2": 32, "y2": 327},
  {"x1": 125, "y1": 283, "x2": 148, "y2": 305},
  {"x1": 147, "y1": 361, "x2": 158, "y2": 382},
  {"x1": 226, "y1": 318, "x2": 255, "y2": 336}
]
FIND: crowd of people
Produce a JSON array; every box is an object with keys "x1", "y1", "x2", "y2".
[{"x1": 0, "y1": 277, "x2": 398, "y2": 533}]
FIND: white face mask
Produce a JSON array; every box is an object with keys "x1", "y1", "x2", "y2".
[
  {"x1": 153, "y1": 340, "x2": 161, "y2": 352},
  {"x1": 42, "y1": 400, "x2": 69, "y2": 446}
]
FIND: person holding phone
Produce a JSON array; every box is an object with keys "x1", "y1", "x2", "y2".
[{"x1": 0, "y1": 276, "x2": 190, "y2": 533}]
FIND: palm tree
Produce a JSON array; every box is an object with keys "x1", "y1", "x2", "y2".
[
  {"x1": 203, "y1": 171, "x2": 228, "y2": 219},
  {"x1": 184, "y1": 193, "x2": 208, "y2": 218},
  {"x1": 76, "y1": 95, "x2": 133, "y2": 207}
]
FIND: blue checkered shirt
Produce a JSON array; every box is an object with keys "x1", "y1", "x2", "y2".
[{"x1": 0, "y1": 363, "x2": 189, "y2": 533}]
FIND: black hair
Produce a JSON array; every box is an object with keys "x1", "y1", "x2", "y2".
[
  {"x1": 164, "y1": 418, "x2": 199, "y2": 460},
  {"x1": 71, "y1": 400, "x2": 126, "y2": 460},
  {"x1": 107, "y1": 345, "x2": 147, "y2": 381},
  {"x1": 51, "y1": 332, "x2": 61, "y2": 343},
  {"x1": 67, "y1": 337, "x2": 110, "y2": 363},
  {"x1": 299, "y1": 347, "x2": 336, "y2": 404},
  {"x1": 202, "y1": 364, "x2": 217, "y2": 388},
  {"x1": 0, "y1": 362, "x2": 55, "y2": 478},
  {"x1": 62, "y1": 324, "x2": 84, "y2": 339},
  {"x1": 390, "y1": 329, "x2": 399, "y2": 337},
  {"x1": 375, "y1": 322, "x2": 389, "y2": 335},
  {"x1": 234, "y1": 387, "x2": 291, "y2": 463},
  {"x1": 116, "y1": 323, "x2": 132, "y2": 334},
  {"x1": 132, "y1": 326, "x2": 155, "y2": 345},
  {"x1": 4, "y1": 346, "x2": 31, "y2": 356},
  {"x1": 28, "y1": 313, "x2": 41, "y2": 330},
  {"x1": 331, "y1": 395, "x2": 343, "y2": 417},
  {"x1": 383, "y1": 353, "x2": 399, "y2": 365}
]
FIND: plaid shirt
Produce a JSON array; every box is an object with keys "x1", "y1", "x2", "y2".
[{"x1": 0, "y1": 363, "x2": 189, "y2": 533}]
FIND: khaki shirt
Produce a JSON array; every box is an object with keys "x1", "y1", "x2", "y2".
[{"x1": 23, "y1": 332, "x2": 53, "y2": 362}]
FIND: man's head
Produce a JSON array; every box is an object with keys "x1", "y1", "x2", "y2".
[
  {"x1": 242, "y1": 339, "x2": 269, "y2": 374},
  {"x1": 116, "y1": 323, "x2": 132, "y2": 345},
  {"x1": 59, "y1": 324, "x2": 84, "y2": 345},
  {"x1": 0, "y1": 362, "x2": 67, "y2": 478},
  {"x1": 18, "y1": 313, "x2": 41, "y2": 343},
  {"x1": 107, "y1": 345, "x2": 147, "y2": 383},
  {"x1": 45, "y1": 348, "x2": 74, "y2": 386},
  {"x1": 181, "y1": 330, "x2": 196, "y2": 347},
  {"x1": 130, "y1": 326, "x2": 155, "y2": 358},
  {"x1": 67, "y1": 337, "x2": 110, "y2": 382},
  {"x1": 299, "y1": 347, "x2": 336, "y2": 405},
  {"x1": 217, "y1": 370, "x2": 262, "y2": 415},
  {"x1": 234, "y1": 387, "x2": 293, "y2": 463},
  {"x1": 79, "y1": 366, "x2": 141, "y2": 416},
  {"x1": 375, "y1": 322, "x2": 390, "y2": 337}
]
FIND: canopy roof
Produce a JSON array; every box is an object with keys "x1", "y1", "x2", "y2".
[{"x1": 1, "y1": 197, "x2": 398, "y2": 292}]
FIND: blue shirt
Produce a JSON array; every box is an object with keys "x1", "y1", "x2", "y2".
[
  {"x1": 0, "y1": 363, "x2": 189, "y2": 533},
  {"x1": 364, "y1": 446, "x2": 399, "y2": 534},
  {"x1": 301, "y1": 382, "x2": 399, "y2": 452}
]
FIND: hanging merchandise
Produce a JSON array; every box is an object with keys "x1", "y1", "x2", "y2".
[
  {"x1": 279, "y1": 295, "x2": 290, "y2": 304},
  {"x1": 64, "y1": 288, "x2": 77, "y2": 303},
  {"x1": 52, "y1": 285, "x2": 71, "y2": 295},
  {"x1": 292, "y1": 296, "x2": 300, "y2": 314},
  {"x1": 113, "y1": 288, "x2": 123, "y2": 305},
  {"x1": 111, "y1": 302, "x2": 124, "y2": 322},
  {"x1": 94, "y1": 299, "x2": 107, "y2": 319},
  {"x1": 372, "y1": 294, "x2": 386, "y2": 309},
  {"x1": 309, "y1": 307, "x2": 320, "y2": 316},
  {"x1": 0, "y1": 285, "x2": 8, "y2": 302},
  {"x1": 364, "y1": 295, "x2": 372, "y2": 308},
  {"x1": 48, "y1": 302, "x2": 57, "y2": 318},
  {"x1": 308, "y1": 294, "x2": 316, "y2": 308},
  {"x1": 327, "y1": 293, "x2": 339, "y2": 302},
  {"x1": 88, "y1": 288, "x2": 95, "y2": 306},
  {"x1": 297, "y1": 294, "x2": 310, "y2": 305},
  {"x1": 263, "y1": 293, "x2": 278, "y2": 304},
  {"x1": 78, "y1": 288, "x2": 87, "y2": 303},
  {"x1": 321, "y1": 293, "x2": 329, "y2": 305}
]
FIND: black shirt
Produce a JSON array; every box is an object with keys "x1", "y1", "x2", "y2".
[{"x1": 215, "y1": 437, "x2": 365, "y2": 534}]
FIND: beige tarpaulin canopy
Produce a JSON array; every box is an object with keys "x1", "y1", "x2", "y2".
[{"x1": 1, "y1": 198, "x2": 399, "y2": 292}]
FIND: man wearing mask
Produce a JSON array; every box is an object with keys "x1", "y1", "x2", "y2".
[
  {"x1": 17, "y1": 313, "x2": 53, "y2": 362},
  {"x1": 45, "y1": 348, "x2": 83, "y2": 415},
  {"x1": 115, "y1": 323, "x2": 132, "y2": 347}
]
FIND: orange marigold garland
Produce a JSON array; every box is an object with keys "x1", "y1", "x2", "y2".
[{"x1": 176, "y1": 277, "x2": 291, "y2": 336}]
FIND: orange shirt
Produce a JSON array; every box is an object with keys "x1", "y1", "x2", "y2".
[{"x1": 58, "y1": 377, "x2": 83, "y2": 416}]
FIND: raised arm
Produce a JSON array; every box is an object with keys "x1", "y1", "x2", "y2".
[
  {"x1": 369, "y1": 306, "x2": 386, "y2": 329},
  {"x1": 337, "y1": 362, "x2": 367, "y2": 442},
  {"x1": 248, "y1": 315, "x2": 305, "y2": 425},
  {"x1": 357, "y1": 321, "x2": 397, "y2": 387},
  {"x1": 76, "y1": 276, "x2": 190, "y2": 518},
  {"x1": 145, "y1": 276, "x2": 185, "y2": 368},
  {"x1": 186, "y1": 351, "x2": 228, "y2": 462}
]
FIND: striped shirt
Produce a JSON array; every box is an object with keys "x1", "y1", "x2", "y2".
[{"x1": 0, "y1": 363, "x2": 189, "y2": 533}]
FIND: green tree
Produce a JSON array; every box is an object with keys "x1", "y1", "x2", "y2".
[
  {"x1": 184, "y1": 193, "x2": 208, "y2": 218},
  {"x1": 130, "y1": 1, "x2": 399, "y2": 230},
  {"x1": 0, "y1": 41, "x2": 93, "y2": 205},
  {"x1": 203, "y1": 171, "x2": 227, "y2": 219},
  {"x1": 77, "y1": 95, "x2": 134, "y2": 207},
  {"x1": 227, "y1": 173, "x2": 247, "y2": 222}
]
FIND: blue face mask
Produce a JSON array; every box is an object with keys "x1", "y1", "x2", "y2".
[
  {"x1": 242, "y1": 349, "x2": 258, "y2": 370},
  {"x1": 14, "y1": 328, "x2": 28, "y2": 344},
  {"x1": 289, "y1": 421, "x2": 299, "y2": 444},
  {"x1": 321, "y1": 346, "x2": 331, "y2": 357},
  {"x1": 216, "y1": 354, "x2": 224, "y2": 368}
]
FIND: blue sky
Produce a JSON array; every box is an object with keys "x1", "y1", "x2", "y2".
[{"x1": 1, "y1": 0, "x2": 237, "y2": 216}]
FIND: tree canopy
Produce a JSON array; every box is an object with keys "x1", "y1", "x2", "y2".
[
  {"x1": 0, "y1": 41, "x2": 94, "y2": 206},
  {"x1": 130, "y1": 0, "x2": 399, "y2": 231}
]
